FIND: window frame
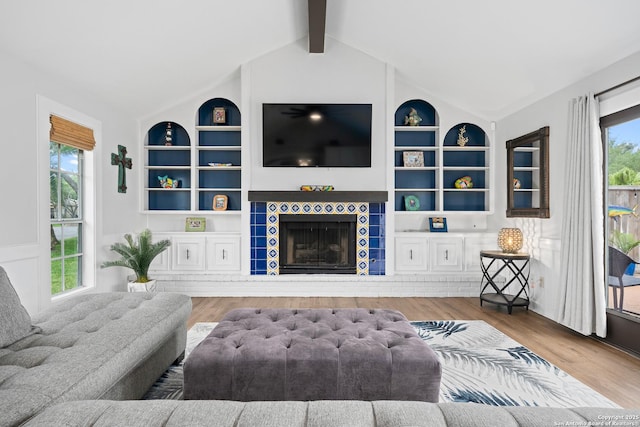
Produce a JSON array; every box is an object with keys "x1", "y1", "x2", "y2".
[
  {"x1": 38, "y1": 96, "x2": 98, "y2": 310},
  {"x1": 601, "y1": 103, "x2": 640, "y2": 317}
]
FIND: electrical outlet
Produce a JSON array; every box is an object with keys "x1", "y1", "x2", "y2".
[{"x1": 539, "y1": 277, "x2": 545, "y2": 288}]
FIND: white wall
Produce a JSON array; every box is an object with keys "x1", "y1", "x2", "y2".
[
  {"x1": 0, "y1": 49, "x2": 142, "y2": 314},
  {"x1": 495, "y1": 51, "x2": 640, "y2": 320},
  {"x1": 247, "y1": 37, "x2": 388, "y2": 191}
]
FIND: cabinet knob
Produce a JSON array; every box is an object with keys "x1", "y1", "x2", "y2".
[
  {"x1": 445, "y1": 249, "x2": 449, "y2": 261},
  {"x1": 186, "y1": 249, "x2": 190, "y2": 260},
  {"x1": 409, "y1": 249, "x2": 413, "y2": 260}
]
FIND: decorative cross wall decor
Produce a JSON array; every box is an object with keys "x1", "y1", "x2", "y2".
[{"x1": 111, "y1": 144, "x2": 132, "y2": 193}]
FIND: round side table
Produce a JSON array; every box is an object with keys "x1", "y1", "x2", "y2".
[{"x1": 479, "y1": 250, "x2": 530, "y2": 314}]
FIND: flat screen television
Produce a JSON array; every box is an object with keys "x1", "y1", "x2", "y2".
[{"x1": 262, "y1": 103, "x2": 372, "y2": 167}]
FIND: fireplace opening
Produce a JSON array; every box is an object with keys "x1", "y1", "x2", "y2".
[{"x1": 279, "y1": 214, "x2": 357, "y2": 274}]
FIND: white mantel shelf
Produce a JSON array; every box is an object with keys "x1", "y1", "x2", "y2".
[{"x1": 248, "y1": 191, "x2": 388, "y2": 203}]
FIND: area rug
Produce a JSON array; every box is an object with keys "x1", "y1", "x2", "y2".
[{"x1": 143, "y1": 320, "x2": 618, "y2": 408}]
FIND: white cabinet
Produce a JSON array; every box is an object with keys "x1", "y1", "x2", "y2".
[
  {"x1": 464, "y1": 234, "x2": 497, "y2": 272},
  {"x1": 394, "y1": 232, "x2": 491, "y2": 273},
  {"x1": 172, "y1": 237, "x2": 206, "y2": 270},
  {"x1": 149, "y1": 248, "x2": 170, "y2": 271},
  {"x1": 206, "y1": 235, "x2": 241, "y2": 271},
  {"x1": 395, "y1": 237, "x2": 428, "y2": 272},
  {"x1": 429, "y1": 237, "x2": 463, "y2": 272},
  {"x1": 150, "y1": 232, "x2": 241, "y2": 274}
]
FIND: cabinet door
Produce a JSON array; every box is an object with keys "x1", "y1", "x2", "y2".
[
  {"x1": 464, "y1": 235, "x2": 497, "y2": 272},
  {"x1": 172, "y1": 237, "x2": 205, "y2": 270},
  {"x1": 430, "y1": 238, "x2": 463, "y2": 271},
  {"x1": 206, "y1": 236, "x2": 240, "y2": 271},
  {"x1": 149, "y1": 247, "x2": 170, "y2": 272},
  {"x1": 395, "y1": 237, "x2": 428, "y2": 272}
]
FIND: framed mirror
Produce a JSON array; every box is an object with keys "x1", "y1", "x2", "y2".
[{"x1": 506, "y1": 126, "x2": 550, "y2": 218}]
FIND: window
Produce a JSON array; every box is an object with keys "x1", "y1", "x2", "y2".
[
  {"x1": 49, "y1": 142, "x2": 84, "y2": 294},
  {"x1": 602, "y1": 104, "x2": 640, "y2": 316}
]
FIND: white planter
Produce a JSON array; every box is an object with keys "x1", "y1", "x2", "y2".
[{"x1": 127, "y1": 280, "x2": 157, "y2": 292}]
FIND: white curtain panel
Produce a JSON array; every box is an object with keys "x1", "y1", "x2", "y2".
[{"x1": 557, "y1": 94, "x2": 606, "y2": 337}]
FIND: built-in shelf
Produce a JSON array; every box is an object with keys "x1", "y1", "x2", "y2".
[{"x1": 393, "y1": 99, "x2": 492, "y2": 213}]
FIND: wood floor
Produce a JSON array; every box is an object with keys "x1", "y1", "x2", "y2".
[{"x1": 189, "y1": 297, "x2": 640, "y2": 409}]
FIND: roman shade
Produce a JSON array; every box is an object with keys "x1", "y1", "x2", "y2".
[{"x1": 50, "y1": 115, "x2": 95, "y2": 151}]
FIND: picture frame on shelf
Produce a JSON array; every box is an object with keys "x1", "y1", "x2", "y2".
[
  {"x1": 403, "y1": 151, "x2": 424, "y2": 167},
  {"x1": 185, "y1": 217, "x2": 206, "y2": 232},
  {"x1": 213, "y1": 107, "x2": 226, "y2": 124},
  {"x1": 403, "y1": 195, "x2": 420, "y2": 211},
  {"x1": 429, "y1": 217, "x2": 447, "y2": 232},
  {"x1": 213, "y1": 194, "x2": 228, "y2": 211}
]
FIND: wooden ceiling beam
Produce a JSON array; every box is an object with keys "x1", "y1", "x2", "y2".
[{"x1": 308, "y1": 0, "x2": 326, "y2": 53}]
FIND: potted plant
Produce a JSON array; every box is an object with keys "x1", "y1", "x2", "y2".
[
  {"x1": 610, "y1": 230, "x2": 640, "y2": 275},
  {"x1": 101, "y1": 229, "x2": 171, "y2": 292}
]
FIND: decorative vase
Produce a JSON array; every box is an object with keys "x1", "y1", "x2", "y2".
[{"x1": 128, "y1": 280, "x2": 157, "y2": 292}]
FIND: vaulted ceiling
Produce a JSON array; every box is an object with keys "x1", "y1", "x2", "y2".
[{"x1": 1, "y1": 0, "x2": 639, "y2": 120}]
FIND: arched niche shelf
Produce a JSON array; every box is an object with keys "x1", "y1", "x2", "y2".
[
  {"x1": 197, "y1": 97, "x2": 241, "y2": 127},
  {"x1": 195, "y1": 98, "x2": 242, "y2": 212},
  {"x1": 144, "y1": 121, "x2": 191, "y2": 211},
  {"x1": 441, "y1": 123, "x2": 489, "y2": 212},
  {"x1": 393, "y1": 99, "x2": 440, "y2": 212}
]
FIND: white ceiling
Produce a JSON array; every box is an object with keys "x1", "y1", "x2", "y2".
[{"x1": 1, "y1": 0, "x2": 639, "y2": 120}]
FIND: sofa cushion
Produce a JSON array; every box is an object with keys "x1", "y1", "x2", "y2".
[
  {"x1": 22, "y1": 400, "x2": 640, "y2": 427},
  {"x1": 0, "y1": 292, "x2": 191, "y2": 427},
  {"x1": 0, "y1": 266, "x2": 36, "y2": 348}
]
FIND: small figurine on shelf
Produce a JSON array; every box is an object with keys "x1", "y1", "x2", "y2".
[
  {"x1": 457, "y1": 125, "x2": 469, "y2": 147},
  {"x1": 513, "y1": 178, "x2": 521, "y2": 189},
  {"x1": 165, "y1": 122, "x2": 172, "y2": 146},
  {"x1": 404, "y1": 108, "x2": 422, "y2": 126},
  {"x1": 454, "y1": 176, "x2": 473, "y2": 189},
  {"x1": 158, "y1": 175, "x2": 179, "y2": 189}
]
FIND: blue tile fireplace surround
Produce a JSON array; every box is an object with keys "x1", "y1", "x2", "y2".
[{"x1": 249, "y1": 191, "x2": 387, "y2": 276}]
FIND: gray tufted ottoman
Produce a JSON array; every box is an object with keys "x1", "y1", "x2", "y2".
[{"x1": 183, "y1": 308, "x2": 441, "y2": 402}]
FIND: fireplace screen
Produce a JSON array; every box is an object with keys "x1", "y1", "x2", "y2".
[{"x1": 279, "y1": 214, "x2": 357, "y2": 274}]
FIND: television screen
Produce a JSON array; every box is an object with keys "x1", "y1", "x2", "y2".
[{"x1": 262, "y1": 103, "x2": 372, "y2": 167}]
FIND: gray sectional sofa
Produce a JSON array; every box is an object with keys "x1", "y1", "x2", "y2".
[
  {"x1": 22, "y1": 400, "x2": 640, "y2": 426},
  {"x1": 2, "y1": 266, "x2": 639, "y2": 426},
  {"x1": 0, "y1": 267, "x2": 191, "y2": 427}
]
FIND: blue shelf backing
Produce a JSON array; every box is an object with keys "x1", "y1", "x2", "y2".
[
  {"x1": 394, "y1": 130, "x2": 436, "y2": 147},
  {"x1": 199, "y1": 151, "x2": 241, "y2": 166},
  {"x1": 149, "y1": 191, "x2": 190, "y2": 211},
  {"x1": 395, "y1": 170, "x2": 436, "y2": 189},
  {"x1": 443, "y1": 123, "x2": 486, "y2": 146},
  {"x1": 443, "y1": 170, "x2": 486, "y2": 189},
  {"x1": 148, "y1": 169, "x2": 191, "y2": 189},
  {"x1": 514, "y1": 150, "x2": 533, "y2": 166},
  {"x1": 395, "y1": 150, "x2": 435, "y2": 167},
  {"x1": 514, "y1": 192, "x2": 533, "y2": 209},
  {"x1": 148, "y1": 150, "x2": 190, "y2": 167},
  {"x1": 444, "y1": 192, "x2": 485, "y2": 211},
  {"x1": 147, "y1": 121, "x2": 190, "y2": 146},
  {"x1": 197, "y1": 98, "x2": 241, "y2": 126},
  {"x1": 199, "y1": 131, "x2": 241, "y2": 146},
  {"x1": 395, "y1": 191, "x2": 436, "y2": 212},
  {"x1": 395, "y1": 99, "x2": 437, "y2": 126},
  {"x1": 199, "y1": 191, "x2": 241, "y2": 211},
  {"x1": 443, "y1": 150, "x2": 485, "y2": 167},
  {"x1": 199, "y1": 169, "x2": 241, "y2": 189}
]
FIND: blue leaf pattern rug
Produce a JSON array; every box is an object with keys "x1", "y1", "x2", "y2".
[{"x1": 144, "y1": 320, "x2": 618, "y2": 407}]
